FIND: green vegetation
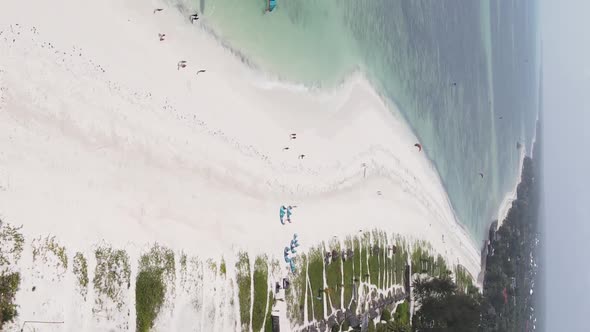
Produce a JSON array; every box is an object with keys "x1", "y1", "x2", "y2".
[
  {"x1": 0, "y1": 272, "x2": 20, "y2": 328},
  {"x1": 412, "y1": 276, "x2": 481, "y2": 332},
  {"x1": 31, "y1": 236, "x2": 68, "y2": 276},
  {"x1": 307, "y1": 246, "x2": 324, "y2": 321},
  {"x1": 380, "y1": 307, "x2": 391, "y2": 322},
  {"x1": 342, "y1": 236, "x2": 354, "y2": 307},
  {"x1": 264, "y1": 289, "x2": 273, "y2": 332},
  {"x1": 179, "y1": 252, "x2": 187, "y2": 272},
  {"x1": 285, "y1": 252, "x2": 306, "y2": 325},
  {"x1": 410, "y1": 241, "x2": 450, "y2": 278},
  {"x1": 207, "y1": 258, "x2": 217, "y2": 275},
  {"x1": 382, "y1": 231, "x2": 390, "y2": 288},
  {"x1": 353, "y1": 236, "x2": 362, "y2": 280},
  {"x1": 341, "y1": 319, "x2": 349, "y2": 331},
  {"x1": 393, "y1": 300, "x2": 410, "y2": 326},
  {"x1": 179, "y1": 252, "x2": 188, "y2": 289},
  {"x1": 360, "y1": 234, "x2": 368, "y2": 282},
  {"x1": 481, "y1": 154, "x2": 541, "y2": 332},
  {"x1": 384, "y1": 320, "x2": 411, "y2": 332},
  {"x1": 136, "y1": 269, "x2": 165, "y2": 332},
  {"x1": 93, "y1": 245, "x2": 131, "y2": 311},
  {"x1": 235, "y1": 252, "x2": 251, "y2": 332},
  {"x1": 0, "y1": 221, "x2": 24, "y2": 266},
  {"x1": 325, "y1": 239, "x2": 342, "y2": 309},
  {"x1": 0, "y1": 220, "x2": 23, "y2": 329},
  {"x1": 220, "y1": 257, "x2": 227, "y2": 277},
  {"x1": 252, "y1": 255, "x2": 269, "y2": 331},
  {"x1": 135, "y1": 244, "x2": 175, "y2": 332},
  {"x1": 73, "y1": 252, "x2": 89, "y2": 299},
  {"x1": 368, "y1": 234, "x2": 380, "y2": 286},
  {"x1": 455, "y1": 264, "x2": 474, "y2": 293},
  {"x1": 393, "y1": 238, "x2": 405, "y2": 284}
]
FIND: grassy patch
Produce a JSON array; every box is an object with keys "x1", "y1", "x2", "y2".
[
  {"x1": 235, "y1": 252, "x2": 251, "y2": 332},
  {"x1": 393, "y1": 300, "x2": 410, "y2": 325},
  {"x1": 179, "y1": 252, "x2": 187, "y2": 272},
  {"x1": 252, "y1": 255, "x2": 269, "y2": 332},
  {"x1": 0, "y1": 272, "x2": 20, "y2": 329},
  {"x1": 207, "y1": 258, "x2": 217, "y2": 275},
  {"x1": 264, "y1": 289, "x2": 274, "y2": 332},
  {"x1": 220, "y1": 257, "x2": 227, "y2": 277},
  {"x1": 455, "y1": 264, "x2": 474, "y2": 293},
  {"x1": 353, "y1": 236, "x2": 362, "y2": 280},
  {"x1": 189, "y1": 257, "x2": 205, "y2": 312},
  {"x1": 286, "y1": 252, "x2": 306, "y2": 324},
  {"x1": 0, "y1": 220, "x2": 23, "y2": 329},
  {"x1": 436, "y1": 254, "x2": 449, "y2": 278},
  {"x1": 368, "y1": 241, "x2": 380, "y2": 287},
  {"x1": 135, "y1": 244, "x2": 175, "y2": 332},
  {"x1": 307, "y1": 246, "x2": 324, "y2": 322},
  {"x1": 136, "y1": 269, "x2": 165, "y2": 332},
  {"x1": 379, "y1": 232, "x2": 389, "y2": 289},
  {"x1": 394, "y1": 238, "x2": 406, "y2": 284},
  {"x1": 31, "y1": 235, "x2": 68, "y2": 277},
  {"x1": 411, "y1": 242, "x2": 450, "y2": 278},
  {"x1": 361, "y1": 234, "x2": 369, "y2": 282},
  {"x1": 342, "y1": 236, "x2": 354, "y2": 307},
  {"x1": 73, "y1": 252, "x2": 89, "y2": 299},
  {"x1": 93, "y1": 245, "x2": 131, "y2": 311},
  {"x1": 325, "y1": 239, "x2": 342, "y2": 310},
  {"x1": 179, "y1": 252, "x2": 188, "y2": 289},
  {"x1": 0, "y1": 221, "x2": 24, "y2": 267}
]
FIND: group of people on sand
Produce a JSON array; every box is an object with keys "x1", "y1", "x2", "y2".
[
  {"x1": 283, "y1": 133, "x2": 305, "y2": 159},
  {"x1": 153, "y1": 8, "x2": 206, "y2": 74},
  {"x1": 279, "y1": 205, "x2": 296, "y2": 225}
]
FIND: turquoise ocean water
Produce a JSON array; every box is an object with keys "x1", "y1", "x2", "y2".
[{"x1": 184, "y1": 0, "x2": 540, "y2": 240}]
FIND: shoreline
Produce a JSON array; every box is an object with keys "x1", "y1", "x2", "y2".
[
  {"x1": 496, "y1": 145, "x2": 527, "y2": 229},
  {"x1": 478, "y1": 143, "x2": 527, "y2": 285}
]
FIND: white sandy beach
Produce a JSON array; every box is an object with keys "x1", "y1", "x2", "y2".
[{"x1": 1, "y1": 0, "x2": 481, "y2": 330}]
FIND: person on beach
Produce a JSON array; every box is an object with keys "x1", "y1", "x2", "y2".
[
  {"x1": 298, "y1": 154, "x2": 305, "y2": 159},
  {"x1": 290, "y1": 133, "x2": 296, "y2": 139},
  {"x1": 158, "y1": 33, "x2": 166, "y2": 41},
  {"x1": 286, "y1": 206, "x2": 293, "y2": 223},
  {"x1": 177, "y1": 60, "x2": 187, "y2": 70},
  {"x1": 190, "y1": 13, "x2": 199, "y2": 23},
  {"x1": 279, "y1": 206, "x2": 286, "y2": 225},
  {"x1": 153, "y1": 8, "x2": 163, "y2": 14}
]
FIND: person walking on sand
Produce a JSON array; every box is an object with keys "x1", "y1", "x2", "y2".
[
  {"x1": 298, "y1": 154, "x2": 305, "y2": 159},
  {"x1": 177, "y1": 60, "x2": 187, "y2": 70},
  {"x1": 158, "y1": 33, "x2": 166, "y2": 41},
  {"x1": 290, "y1": 133, "x2": 296, "y2": 140},
  {"x1": 190, "y1": 13, "x2": 199, "y2": 23}
]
